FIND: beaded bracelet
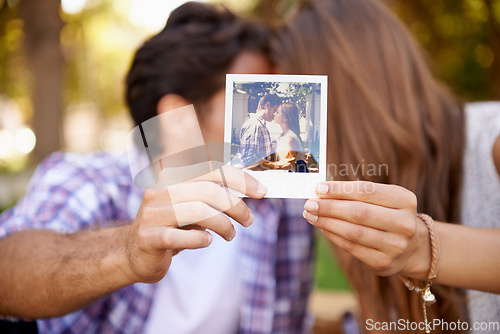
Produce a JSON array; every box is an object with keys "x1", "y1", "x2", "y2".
[{"x1": 398, "y1": 213, "x2": 440, "y2": 334}]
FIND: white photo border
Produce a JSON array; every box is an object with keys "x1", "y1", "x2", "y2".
[{"x1": 225, "y1": 74, "x2": 328, "y2": 198}]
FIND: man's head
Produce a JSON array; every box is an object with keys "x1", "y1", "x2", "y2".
[
  {"x1": 256, "y1": 93, "x2": 282, "y2": 122},
  {"x1": 126, "y1": 2, "x2": 273, "y2": 142}
]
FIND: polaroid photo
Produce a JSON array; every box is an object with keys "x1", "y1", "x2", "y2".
[{"x1": 225, "y1": 74, "x2": 328, "y2": 198}]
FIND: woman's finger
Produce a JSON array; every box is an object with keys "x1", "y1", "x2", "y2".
[
  {"x1": 320, "y1": 229, "x2": 394, "y2": 275},
  {"x1": 315, "y1": 181, "x2": 417, "y2": 210},
  {"x1": 304, "y1": 211, "x2": 409, "y2": 255},
  {"x1": 304, "y1": 199, "x2": 413, "y2": 235}
]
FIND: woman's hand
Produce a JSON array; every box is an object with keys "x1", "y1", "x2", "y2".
[
  {"x1": 303, "y1": 181, "x2": 431, "y2": 279},
  {"x1": 126, "y1": 164, "x2": 266, "y2": 283}
]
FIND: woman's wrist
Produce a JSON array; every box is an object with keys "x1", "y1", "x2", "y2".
[{"x1": 400, "y1": 215, "x2": 432, "y2": 280}]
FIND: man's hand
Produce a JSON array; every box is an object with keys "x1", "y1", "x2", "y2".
[
  {"x1": 0, "y1": 165, "x2": 265, "y2": 319},
  {"x1": 125, "y1": 164, "x2": 266, "y2": 283}
]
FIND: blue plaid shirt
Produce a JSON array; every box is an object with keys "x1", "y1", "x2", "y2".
[
  {"x1": 239, "y1": 115, "x2": 273, "y2": 166},
  {"x1": 0, "y1": 151, "x2": 313, "y2": 334}
]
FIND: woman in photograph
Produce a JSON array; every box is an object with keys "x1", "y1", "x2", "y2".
[
  {"x1": 272, "y1": 102, "x2": 305, "y2": 165},
  {"x1": 260, "y1": 101, "x2": 313, "y2": 172},
  {"x1": 273, "y1": 0, "x2": 500, "y2": 333}
]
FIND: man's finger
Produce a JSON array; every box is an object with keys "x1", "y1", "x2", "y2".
[
  {"x1": 144, "y1": 226, "x2": 213, "y2": 251},
  {"x1": 160, "y1": 228, "x2": 213, "y2": 250},
  {"x1": 141, "y1": 201, "x2": 239, "y2": 242},
  {"x1": 166, "y1": 181, "x2": 254, "y2": 227},
  {"x1": 172, "y1": 201, "x2": 237, "y2": 241},
  {"x1": 189, "y1": 164, "x2": 266, "y2": 199}
]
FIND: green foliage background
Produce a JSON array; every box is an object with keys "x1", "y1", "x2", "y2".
[
  {"x1": 236, "y1": 81, "x2": 320, "y2": 116},
  {"x1": 2, "y1": 0, "x2": 500, "y2": 122}
]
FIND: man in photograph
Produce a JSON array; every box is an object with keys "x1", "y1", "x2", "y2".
[{"x1": 238, "y1": 93, "x2": 282, "y2": 167}]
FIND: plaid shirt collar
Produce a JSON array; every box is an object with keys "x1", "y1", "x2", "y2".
[{"x1": 253, "y1": 114, "x2": 267, "y2": 127}]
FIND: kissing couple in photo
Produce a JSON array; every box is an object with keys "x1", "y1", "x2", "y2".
[{"x1": 238, "y1": 93, "x2": 317, "y2": 172}]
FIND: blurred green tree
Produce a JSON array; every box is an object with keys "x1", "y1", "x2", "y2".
[
  {"x1": 235, "y1": 81, "x2": 319, "y2": 116},
  {"x1": 60, "y1": 1, "x2": 142, "y2": 119},
  {"x1": 0, "y1": 0, "x2": 143, "y2": 163},
  {"x1": 384, "y1": 0, "x2": 500, "y2": 100},
  {"x1": 239, "y1": 0, "x2": 500, "y2": 101},
  {"x1": 237, "y1": 81, "x2": 279, "y2": 112},
  {"x1": 278, "y1": 82, "x2": 321, "y2": 116},
  {"x1": 1, "y1": 0, "x2": 499, "y2": 165},
  {"x1": 0, "y1": 2, "x2": 27, "y2": 102}
]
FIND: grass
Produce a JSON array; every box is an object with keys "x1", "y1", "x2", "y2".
[{"x1": 313, "y1": 232, "x2": 351, "y2": 291}]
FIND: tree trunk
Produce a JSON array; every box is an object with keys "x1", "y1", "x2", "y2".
[
  {"x1": 489, "y1": 32, "x2": 500, "y2": 98},
  {"x1": 19, "y1": 0, "x2": 64, "y2": 162}
]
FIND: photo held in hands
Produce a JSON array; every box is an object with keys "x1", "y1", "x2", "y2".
[{"x1": 225, "y1": 74, "x2": 328, "y2": 198}]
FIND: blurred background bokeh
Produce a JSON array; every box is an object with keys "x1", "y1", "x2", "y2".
[
  {"x1": 1, "y1": 0, "x2": 499, "y2": 329},
  {"x1": 2, "y1": 0, "x2": 500, "y2": 206}
]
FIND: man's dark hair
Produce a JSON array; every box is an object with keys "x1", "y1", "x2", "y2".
[
  {"x1": 257, "y1": 93, "x2": 282, "y2": 109},
  {"x1": 126, "y1": 1, "x2": 270, "y2": 126}
]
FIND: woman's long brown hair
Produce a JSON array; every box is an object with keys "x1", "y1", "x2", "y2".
[
  {"x1": 272, "y1": 0, "x2": 466, "y2": 331},
  {"x1": 279, "y1": 102, "x2": 304, "y2": 145}
]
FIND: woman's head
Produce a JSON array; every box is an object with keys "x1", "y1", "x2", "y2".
[
  {"x1": 274, "y1": 102, "x2": 301, "y2": 136},
  {"x1": 273, "y1": 0, "x2": 464, "y2": 220},
  {"x1": 273, "y1": 0, "x2": 465, "y2": 329}
]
